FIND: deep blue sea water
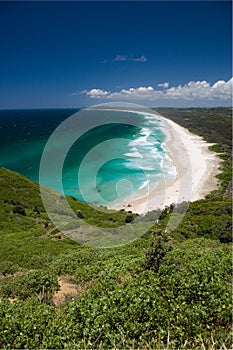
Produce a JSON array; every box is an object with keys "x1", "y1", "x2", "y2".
[{"x1": 0, "y1": 108, "x2": 176, "y2": 206}]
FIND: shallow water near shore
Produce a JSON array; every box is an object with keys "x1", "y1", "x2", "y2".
[{"x1": 0, "y1": 108, "x2": 176, "y2": 207}]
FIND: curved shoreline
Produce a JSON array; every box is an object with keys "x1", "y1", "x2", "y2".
[{"x1": 105, "y1": 109, "x2": 221, "y2": 214}]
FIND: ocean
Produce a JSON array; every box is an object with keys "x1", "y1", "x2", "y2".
[{"x1": 0, "y1": 108, "x2": 176, "y2": 207}]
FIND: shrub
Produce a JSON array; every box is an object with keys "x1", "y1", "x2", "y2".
[
  {"x1": 144, "y1": 232, "x2": 173, "y2": 272},
  {"x1": 157, "y1": 238, "x2": 232, "y2": 341},
  {"x1": 13, "y1": 203, "x2": 26, "y2": 216},
  {"x1": 76, "y1": 209, "x2": 84, "y2": 219},
  {"x1": 0, "y1": 270, "x2": 59, "y2": 303},
  {"x1": 0, "y1": 261, "x2": 19, "y2": 276},
  {"x1": 125, "y1": 213, "x2": 134, "y2": 223}
]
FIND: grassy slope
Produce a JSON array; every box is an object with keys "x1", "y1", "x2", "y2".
[{"x1": 0, "y1": 108, "x2": 232, "y2": 348}]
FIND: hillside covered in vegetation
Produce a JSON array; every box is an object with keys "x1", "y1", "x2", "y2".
[{"x1": 0, "y1": 108, "x2": 232, "y2": 349}]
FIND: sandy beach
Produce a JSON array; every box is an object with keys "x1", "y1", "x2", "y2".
[{"x1": 107, "y1": 109, "x2": 221, "y2": 214}]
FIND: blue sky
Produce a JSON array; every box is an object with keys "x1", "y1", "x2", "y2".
[{"x1": 0, "y1": 1, "x2": 232, "y2": 108}]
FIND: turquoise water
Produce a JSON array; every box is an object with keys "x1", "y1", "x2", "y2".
[{"x1": 0, "y1": 108, "x2": 176, "y2": 206}]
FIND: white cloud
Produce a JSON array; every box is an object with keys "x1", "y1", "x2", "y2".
[
  {"x1": 113, "y1": 55, "x2": 127, "y2": 62},
  {"x1": 86, "y1": 88, "x2": 110, "y2": 99},
  {"x1": 133, "y1": 55, "x2": 147, "y2": 62},
  {"x1": 112, "y1": 54, "x2": 147, "y2": 63},
  {"x1": 82, "y1": 78, "x2": 232, "y2": 103},
  {"x1": 164, "y1": 79, "x2": 232, "y2": 100},
  {"x1": 158, "y1": 82, "x2": 169, "y2": 88}
]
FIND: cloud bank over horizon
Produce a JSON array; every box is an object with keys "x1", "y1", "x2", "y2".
[{"x1": 81, "y1": 78, "x2": 232, "y2": 106}]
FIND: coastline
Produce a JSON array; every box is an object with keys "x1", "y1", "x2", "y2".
[{"x1": 105, "y1": 109, "x2": 221, "y2": 214}]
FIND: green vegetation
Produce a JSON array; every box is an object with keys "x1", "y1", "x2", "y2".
[
  {"x1": 0, "y1": 108, "x2": 232, "y2": 348},
  {"x1": 156, "y1": 107, "x2": 232, "y2": 195}
]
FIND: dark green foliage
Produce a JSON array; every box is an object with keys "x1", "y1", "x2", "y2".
[
  {"x1": 76, "y1": 209, "x2": 84, "y2": 219},
  {"x1": 144, "y1": 231, "x2": 173, "y2": 272},
  {"x1": 33, "y1": 205, "x2": 40, "y2": 214},
  {"x1": 0, "y1": 239, "x2": 231, "y2": 349},
  {"x1": 13, "y1": 203, "x2": 26, "y2": 216},
  {"x1": 67, "y1": 196, "x2": 137, "y2": 228},
  {"x1": 141, "y1": 208, "x2": 162, "y2": 222},
  {"x1": 159, "y1": 206, "x2": 169, "y2": 220},
  {"x1": 0, "y1": 299, "x2": 58, "y2": 349},
  {"x1": 0, "y1": 270, "x2": 59, "y2": 303},
  {"x1": 0, "y1": 167, "x2": 133, "y2": 236},
  {"x1": 0, "y1": 167, "x2": 45, "y2": 212},
  {"x1": 171, "y1": 198, "x2": 232, "y2": 243},
  {"x1": 156, "y1": 107, "x2": 232, "y2": 148},
  {"x1": 157, "y1": 239, "x2": 232, "y2": 341},
  {"x1": 0, "y1": 261, "x2": 19, "y2": 276},
  {"x1": 0, "y1": 108, "x2": 232, "y2": 348},
  {"x1": 125, "y1": 213, "x2": 134, "y2": 223}
]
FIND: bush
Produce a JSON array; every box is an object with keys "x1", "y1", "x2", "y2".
[
  {"x1": 13, "y1": 203, "x2": 26, "y2": 216},
  {"x1": 0, "y1": 270, "x2": 59, "y2": 303},
  {"x1": 0, "y1": 261, "x2": 19, "y2": 276},
  {"x1": 144, "y1": 232, "x2": 173, "y2": 272},
  {"x1": 125, "y1": 213, "x2": 134, "y2": 223},
  {"x1": 76, "y1": 209, "x2": 84, "y2": 219},
  {"x1": 157, "y1": 238, "x2": 232, "y2": 341}
]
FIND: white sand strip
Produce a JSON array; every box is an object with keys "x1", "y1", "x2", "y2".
[{"x1": 107, "y1": 109, "x2": 221, "y2": 214}]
